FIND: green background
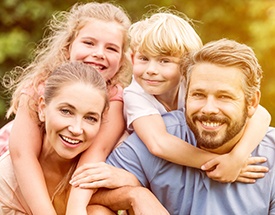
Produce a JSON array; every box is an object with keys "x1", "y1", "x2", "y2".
[{"x1": 1, "y1": 0, "x2": 275, "y2": 127}]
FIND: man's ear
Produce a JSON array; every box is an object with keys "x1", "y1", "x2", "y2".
[
  {"x1": 248, "y1": 90, "x2": 261, "y2": 117},
  {"x1": 38, "y1": 96, "x2": 46, "y2": 122}
]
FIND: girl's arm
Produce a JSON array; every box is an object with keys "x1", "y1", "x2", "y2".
[
  {"x1": 66, "y1": 101, "x2": 125, "y2": 215},
  {"x1": 202, "y1": 105, "x2": 270, "y2": 183},
  {"x1": 9, "y1": 94, "x2": 56, "y2": 215}
]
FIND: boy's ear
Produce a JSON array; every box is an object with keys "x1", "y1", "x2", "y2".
[
  {"x1": 248, "y1": 90, "x2": 261, "y2": 117},
  {"x1": 38, "y1": 96, "x2": 46, "y2": 122}
]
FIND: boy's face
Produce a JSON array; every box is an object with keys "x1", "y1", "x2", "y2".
[{"x1": 133, "y1": 51, "x2": 182, "y2": 99}]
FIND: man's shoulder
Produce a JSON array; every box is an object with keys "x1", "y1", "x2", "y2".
[
  {"x1": 260, "y1": 127, "x2": 275, "y2": 148},
  {"x1": 254, "y1": 127, "x2": 275, "y2": 167},
  {"x1": 161, "y1": 110, "x2": 187, "y2": 127}
]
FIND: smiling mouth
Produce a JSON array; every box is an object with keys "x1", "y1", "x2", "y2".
[
  {"x1": 60, "y1": 135, "x2": 82, "y2": 145},
  {"x1": 85, "y1": 62, "x2": 107, "y2": 71},
  {"x1": 201, "y1": 121, "x2": 222, "y2": 128}
]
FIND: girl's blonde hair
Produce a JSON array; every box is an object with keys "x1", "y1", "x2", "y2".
[
  {"x1": 129, "y1": 8, "x2": 203, "y2": 73},
  {"x1": 4, "y1": 2, "x2": 131, "y2": 118}
]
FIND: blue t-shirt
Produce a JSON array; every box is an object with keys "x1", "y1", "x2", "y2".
[{"x1": 107, "y1": 110, "x2": 275, "y2": 215}]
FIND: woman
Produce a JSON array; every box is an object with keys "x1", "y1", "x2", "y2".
[{"x1": 0, "y1": 62, "x2": 111, "y2": 214}]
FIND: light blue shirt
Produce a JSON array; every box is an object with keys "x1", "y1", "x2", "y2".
[{"x1": 107, "y1": 110, "x2": 275, "y2": 215}]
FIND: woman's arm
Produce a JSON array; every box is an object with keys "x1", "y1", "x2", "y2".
[
  {"x1": 202, "y1": 105, "x2": 270, "y2": 182},
  {"x1": 9, "y1": 94, "x2": 56, "y2": 215},
  {"x1": 66, "y1": 101, "x2": 126, "y2": 215}
]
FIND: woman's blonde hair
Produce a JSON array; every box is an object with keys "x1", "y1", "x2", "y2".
[
  {"x1": 4, "y1": 1, "x2": 131, "y2": 118},
  {"x1": 129, "y1": 8, "x2": 202, "y2": 74}
]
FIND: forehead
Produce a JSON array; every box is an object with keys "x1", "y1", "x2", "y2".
[
  {"x1": 50, "y1": 82, "x2": 105, "y2": 113},
  {"x1": 189, "y1": 63, "x2": 244, "y2": 93},
  {"x1": 78, "y1": 20, "x2": 124, "y2": 45}
]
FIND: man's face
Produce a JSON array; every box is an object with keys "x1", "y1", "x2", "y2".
[{"x1": 185, "y1": 63, "x2": 249, "y2": 151}]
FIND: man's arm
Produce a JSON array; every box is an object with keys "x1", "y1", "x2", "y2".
[{"x1": 89, "y1": 186, "x2": 169, "y2": 215}]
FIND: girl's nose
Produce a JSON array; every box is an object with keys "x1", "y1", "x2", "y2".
[{"x1": 91, "y1": 47, "x2": 106, "y2": 60}]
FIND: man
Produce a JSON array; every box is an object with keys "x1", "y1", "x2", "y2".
[{"x1": 89, "y1": 38, "x2": 275, "y2": 214}]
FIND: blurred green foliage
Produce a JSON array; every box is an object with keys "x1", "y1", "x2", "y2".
[{"x1": 1, "y1": 0, "x2": 275, "y2": 127}]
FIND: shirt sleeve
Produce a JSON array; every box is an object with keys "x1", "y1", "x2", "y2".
[
  {"x1": 109, "y1": 84, "x2": 123, "y2": 102},
  {"x1": 123, "y1": 79, "x2": 165, "y2": 130}
]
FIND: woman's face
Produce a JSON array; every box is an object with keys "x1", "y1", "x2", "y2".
[
  {"x1": 69, "y1": 20, "x2": 124, "y2": 81},
  {"x1": 39, "y1": 82, "x2": 106, "y2": 160}
]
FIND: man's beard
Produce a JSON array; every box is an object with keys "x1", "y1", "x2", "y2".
[{"x1": 186, "y1": 109, "x2": 248, "y2": 150}]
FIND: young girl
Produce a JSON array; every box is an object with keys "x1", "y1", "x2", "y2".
[
  {"x1": 0, "y1": 61, "x2": 114, "y2": 214},
  {"x1": 1, "y1": 2, "x2": 131, "y2": 215},
  {"x1": 123, "y1": 9, "x2": 270, "y2": 182}
]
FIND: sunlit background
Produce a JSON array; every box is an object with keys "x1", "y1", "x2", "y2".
[{"x1": 1, "y1": 0, "x2": 275, "y2": 126}]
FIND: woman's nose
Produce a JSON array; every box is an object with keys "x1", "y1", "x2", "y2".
[{"x1": 68, "y1": 121, "x2": 83, "y2": 135}]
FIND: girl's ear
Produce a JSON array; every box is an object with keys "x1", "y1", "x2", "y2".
[{"x1": 38, "y1": 96, "x2": 46, "y2": 122}]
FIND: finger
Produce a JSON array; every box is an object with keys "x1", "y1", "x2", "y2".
[
  {"x1": 242, "y1": 165, "x2": 269, "y2": 173},
  {"x1": 235, "y1": 176, "x2": 256, "y2": 184},
  {"x1": 201, "y1": 159, "x2": 219, "y2": 171},
  {"x1": 79, "y1": 180, "x2": 110, "y2": 189},
  {"x1": 239, "y1": 171, "x2": 266, "y2": 179},
  {"x1": 72, "y1": 162, "x2": 106, "y2": 177},
  {"x1": 247, "y1": 156, "x2": 267, "y2": 165}
]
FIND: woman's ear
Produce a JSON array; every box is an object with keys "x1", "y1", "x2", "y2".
[{"x1": 38, "y1": 96, "x2": 46, "y2": 122}]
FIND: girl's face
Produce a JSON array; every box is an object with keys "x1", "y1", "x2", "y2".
[
  {"x1": 39, "y1": 82, "x2": 106, "y2": 160},
  {"x1": 69, "y1": 20, "x2": 124, "y2": 81},
  {"x1": 133, "y1": 51, "x2": 182, "y2": 97}
]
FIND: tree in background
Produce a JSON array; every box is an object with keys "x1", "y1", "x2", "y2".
[{"x1": 1, "y1": 0, "x2": 275, "y2": 126}]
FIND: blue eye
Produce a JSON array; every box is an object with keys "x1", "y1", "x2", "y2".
[
  {"x1": 85, "y1": 115, "x2": 99, "y2": 123},
  {"x1": 60, "y1": 108, "x2": 72, "y2": 115}
]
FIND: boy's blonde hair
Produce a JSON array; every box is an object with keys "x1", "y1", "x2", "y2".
[
  {"x1": 129, "y1": 8, "x2": 203, "y2": 66},
  {"x1": 4, "y1": 2, "x2": 131, "y2": 118}
]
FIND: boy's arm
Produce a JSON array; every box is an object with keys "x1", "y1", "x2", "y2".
[
  {"x1": 132, "y1": 114, "x2": 217, "y2": 168},
  {"x1": 66, "y1": 101, "x2": 125, "y2": 215},
  {"x1": 9, "y1": 94, "x2": 56, "y2": 215},
  {"x1": 89, "y1": 186, "x2": 169, "y2": 215},
  {"x1": 202, "y1": 105, "x2": 271, "y2": 182}
]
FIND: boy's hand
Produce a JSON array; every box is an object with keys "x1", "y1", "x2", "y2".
[{"x1": 201, "y1": 153, "x2": 268, "y2": 183}]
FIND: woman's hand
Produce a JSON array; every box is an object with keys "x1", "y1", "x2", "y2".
[{"x1": 70, "y1": 162, "x2": 140, "y2": 189}]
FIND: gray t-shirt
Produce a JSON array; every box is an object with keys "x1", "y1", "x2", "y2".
[{"x1": 107, "y1": 110, "x2": 275, "y2": 215}]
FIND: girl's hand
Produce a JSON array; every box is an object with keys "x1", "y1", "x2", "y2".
[
  {"x1": 70, "y1": 162, "x2": 140, "y2": 189},
  {"x1": 201, "y1": 153, "x2": 268, "y2": 183}
]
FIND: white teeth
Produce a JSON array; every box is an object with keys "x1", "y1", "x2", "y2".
[
  {"x1": 202, "y1": 121, "x2": 221, "y2": 127},
  {"x1": 61, "y1": 135, "x2": 81, "y2": 145},
  {"x1": 92, "y1": 65, "x2": 104, "y2": 70}
]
